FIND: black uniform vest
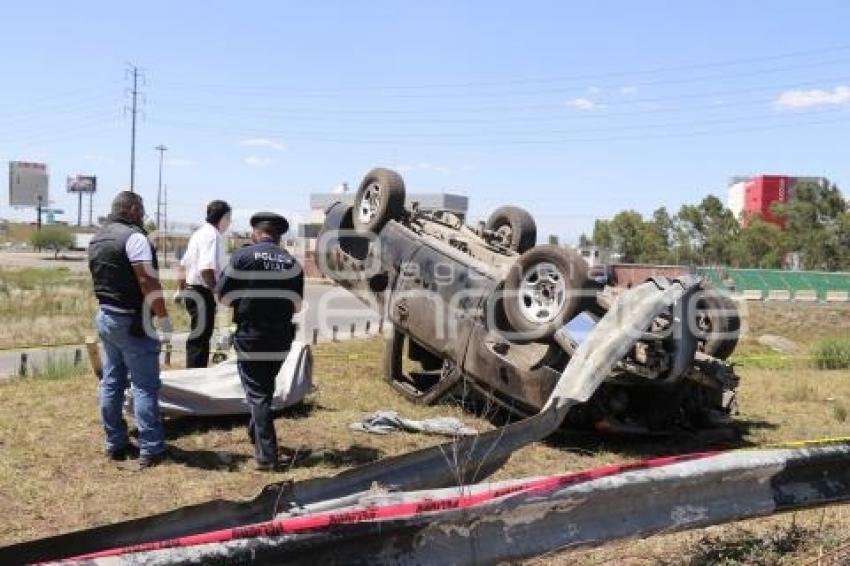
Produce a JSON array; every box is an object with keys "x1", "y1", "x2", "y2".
[{"x1": 88, "y1": 217, "x2": 158, "y2": 312}]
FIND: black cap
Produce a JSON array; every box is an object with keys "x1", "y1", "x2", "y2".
[{"x1": 250, "y1": 211, "x2": 289, "y2": 235}]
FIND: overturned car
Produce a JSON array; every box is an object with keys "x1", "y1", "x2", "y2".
[{"x1": 317, "y1": 168, "x2": 742, "y2": 433}]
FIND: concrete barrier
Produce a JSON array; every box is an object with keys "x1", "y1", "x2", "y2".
[
  {"x1": 826, "y1": 290, "x2": 850, "y2": 302},
  {"x1": 794, "y1": 289, "x2": 818, "y2": 302},
  {"x1": 741, "y1": 289, "x2": 764, "y2": 301},
  {"x1": 766, "y1": 289, "x2": 791, "y2": 301}
]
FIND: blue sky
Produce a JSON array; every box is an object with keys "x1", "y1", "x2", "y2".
[{"x1": 1, "y1": 1, "x2": 849, "y2": 242}]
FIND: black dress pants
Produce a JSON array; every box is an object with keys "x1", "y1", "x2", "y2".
[
  {"x1": 234, "y1": 329, "x2": 290, "y2": 465},
  {"x1": 184, "y1": 285, "x2": 216, "y2": 368}
]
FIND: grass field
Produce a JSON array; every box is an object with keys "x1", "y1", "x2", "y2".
[
  {"x1": 0, "y1": 266, "x2": 190, "y2": 350},
  {"x1": 1, "y1": 337, "x2": 849, "y2": 563}
]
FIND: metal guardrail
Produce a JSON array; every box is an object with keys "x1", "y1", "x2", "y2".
[{"x1": 44, "y1": 440, "x2": 850, "y2": 565}]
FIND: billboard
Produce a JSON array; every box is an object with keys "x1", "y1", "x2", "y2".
[
  {"x1": 66, "y1": 174, "x2": 97, "y2": 193},
  {"x1": 8, "y1": 161, "x2": 49, "y2": 207}
]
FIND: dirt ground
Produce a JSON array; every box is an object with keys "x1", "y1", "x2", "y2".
[{"x1": 1, "y1": 336, "x2": 849, "y2": 563}]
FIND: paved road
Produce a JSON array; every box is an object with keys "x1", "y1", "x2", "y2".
[{"x1": 0, "y1": 284, "x2": 381, "y2": 378}]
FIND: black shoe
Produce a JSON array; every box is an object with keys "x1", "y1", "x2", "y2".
[
  {"x1": 106, "y1": 443, "x2": 140, "y2": 461},
  {"x1": 139, "y1": 450, "x2": 169, "y2": 469}
]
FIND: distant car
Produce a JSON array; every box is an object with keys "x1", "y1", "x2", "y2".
[{"x1": 318, "y1": 168, "x2": 741, "y2": 433}]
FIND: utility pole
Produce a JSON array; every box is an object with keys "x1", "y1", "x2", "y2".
[
  {"x1": 125, "y1": 65, "x2": 144, "y2": 193},
  {"x1": 36, "y1": 195, "x2": 43, "y2": 232},
  {"x1": 155, "y1": 144, "x2": 167, "y2": 230},
  {"x1": 155, "y1": 144, "x2": 167, "y2": 260},
  {"x1": 163, "y1": 183, "x2": 169, "y2": 267}
]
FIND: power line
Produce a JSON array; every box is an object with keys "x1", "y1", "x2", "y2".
[
  {"x1": 152, "y1": 42, "x2": 850, "y2": 94},
  {"x1": 149, "y1": 74, "x2": 850, "y2": 118},
  {"x1": 155, "y1": 56, "x2": 850, "y2": 101},
  {"x1": 148, "y1": 111, "x2": 850, "y2": 147}
]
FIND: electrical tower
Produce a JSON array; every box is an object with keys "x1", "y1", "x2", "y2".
[{"x1": 125, "y1": 65, "x2": 145, "y2": 193}]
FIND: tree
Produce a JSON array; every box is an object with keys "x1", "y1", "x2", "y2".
[
  {"x1": 607, "y1": 210, "x2": 646, "y2": 263},
  {"x1": 773, "y1": 182, "x2": 847, "y2": 270},
  {"x1": 675, "y1": 196, "x2": 738, "y2": 265},
  {"x1": 641, "y1": 207, "x2": 673, "y2": 263},
  {"x1": 591, "y1": 219, "x2": 613, "y2": 249},
  {"x1": 731, "y1": 217, "x2": 784, "y2": 268},
  {"x1": 30, "y1": 227, "x2": 74, "y2": 259},
  {"x1": 548, "y1": 234, "x2": 560, "y2": 246}
]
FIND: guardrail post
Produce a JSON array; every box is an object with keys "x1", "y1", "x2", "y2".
[
  {"x1": 350, "y1": 322, "x2": 356, "y2": 339},
  {"x1": 19, "y1": 353, "x2": 27, "y2": 377},
  {"x1": 86, "y1": 337, "x2": 103, "y2": 380},
  {"x1": 73, "y1": 348, "x2": 82, "y2": 366},
  {"x1": 378, "y1": 318, "x2": 384, "y2": 334},
  {"x1": 312, "y1": 328, "x2": 319, "y2": 345},
  {"x1": 365, "y1": 320, "x2": 371, "y2": 335},
  {"x1": 332, "y1": 325, "x2": 338, "y2": 342}
]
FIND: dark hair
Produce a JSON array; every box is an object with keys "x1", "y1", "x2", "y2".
[
  {"x1": 206, "y1": 200, "x2": 232, "y2": 226},
  {"x1": 111, "y1": 191, "x2": 144, "y2": 217}
]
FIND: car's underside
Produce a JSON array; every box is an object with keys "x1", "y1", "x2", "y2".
[{"x1": 318, "y1": 168, "x2": 742, "y2": 434}]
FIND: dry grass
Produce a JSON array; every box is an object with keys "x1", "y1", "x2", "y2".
[
  {"x1": 0, "y1": 267, "x2": 190, "y2": 350},
  {"x1": 1, "y1": 336, "x2": 850, "y2": 564}
]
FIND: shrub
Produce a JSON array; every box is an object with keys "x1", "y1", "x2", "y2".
[
  {"x1": 811, "y1": 338, "x2": 850, "y2": 370},
  {"x1": 30, "y1": 227, "x2": 74, "y2": 258}
]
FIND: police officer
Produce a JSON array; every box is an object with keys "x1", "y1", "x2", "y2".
[{"x1": 216, "y1": 212, "x2": 303, "y2": 471}]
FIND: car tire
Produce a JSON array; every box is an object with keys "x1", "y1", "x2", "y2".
[
  {"x1": 485, "y1": 205, "x2": 537, "y2": 253},
  {"x1": 352, "y1": 168, "x2": 406, "y2": 234},
  {"x1": 695, "y1": 290, "x2": 740, "y2": 360},
  {"x1": 501, "y1": 245, "x2": 587, "y2": 343}
]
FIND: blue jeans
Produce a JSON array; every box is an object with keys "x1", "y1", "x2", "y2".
[{"x1": 95, "y1": 309, "x2": 166, "y2": 457}]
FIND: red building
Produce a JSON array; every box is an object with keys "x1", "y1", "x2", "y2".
[{"x1": 727, "y1": 175, "x2": 829, "y2": 228}]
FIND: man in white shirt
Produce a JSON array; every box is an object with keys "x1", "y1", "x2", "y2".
[{"x1": 177, "y1": 200, "x2": 231, "y2": 368}]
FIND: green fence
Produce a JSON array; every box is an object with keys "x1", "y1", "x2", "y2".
[{"x1": 697, "y1": 267, "x2": 850, "y2": 301}]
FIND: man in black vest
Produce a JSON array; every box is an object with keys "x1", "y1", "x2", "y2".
[
  {"x1": 217, "y1": 212, "x2": 303, "y2": 471},
  {"x1": 88, "y1": 191, "x2": 172, "y2": 468}
]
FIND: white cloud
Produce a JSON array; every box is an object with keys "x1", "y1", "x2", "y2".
[
  {"x1": 567, "y1": 97, "x2": 605, "y2": 111},
  {"x1": 238, "y1": 138, "x2": 286, "y2": 152},
  {"x1": 774, "y1": 85, "x2": 850, "y2": 109},
  {"x1": 243, "y1": 156, "x2": 274, "y2": 167},
  {"x1": 619, "y1": 85, "x2": 638, "y2": 95}
]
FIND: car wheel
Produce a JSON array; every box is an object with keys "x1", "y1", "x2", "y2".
[
  {"x1": 352, "y1": 168, "x2": 406, "y2": 233},
  {"x1": 695, "y1": 290, "x2": 740, "y2": 360},
  {"x1": 502, "y1": 245, "x2": 586, "y2": 343},
  {"x1": 485, "y1": 205, "x2": 537, "y2": 253}
]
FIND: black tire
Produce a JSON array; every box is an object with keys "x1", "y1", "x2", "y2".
[
  {"x1": 695, "y1": 290, "x2": 741, "y2": 360},
  {"x1": 352, "y1": 168, "x2": 406, "y2": 234},
  {"x1": 502, "y1": 245, "x2": 587, "y2": 343},
  {"x1": 485, "y1": 205, "x2": 537, "y2": 253}
]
